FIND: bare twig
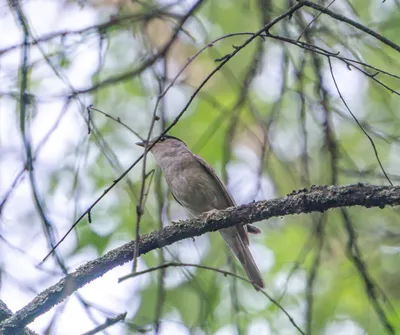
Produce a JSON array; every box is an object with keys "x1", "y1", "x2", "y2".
[
  {"x1": 119, "y1": 262, "x2": 305, "y2": 334},
  {"x1": 80, "y1": 313, "x2": 127, "y2": 335},
  {"x1": 327, "y1": 57, "x2": 392, "y2": 185},
  {"x1": 297, "y1": 0, "x2": 337, "y2": 41},
  {"x1": 300, "y1": 0, "x2": 400, "y2": 53},
  {"x1": 88, "y1": 106, "x2": 144, "y2": 140}
]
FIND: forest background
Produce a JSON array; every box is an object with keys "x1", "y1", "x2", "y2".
[{"x1": 1, "y1": 0, "x2": 400, "y2": 334}]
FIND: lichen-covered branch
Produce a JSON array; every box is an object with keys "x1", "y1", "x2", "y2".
[
  {"x1": 0, "y1": 300, "x2": 37, "y2": 335},
  {"x1": 1, "y1": 183, "x2": 399, "y2": 333}
]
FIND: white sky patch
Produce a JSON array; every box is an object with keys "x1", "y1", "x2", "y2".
[
  {"x1": 248, "y1": 320, "x2": 271, "y2": 335},
  {"x1": 324, "y1": 319, "x2": 365, "y2": 335},
  {"x1": 323, "y1": 55, "x2": 368, "y2": 119},
  {"x1": 252, "y1": 45, "x2": 284, "y2": 103}
]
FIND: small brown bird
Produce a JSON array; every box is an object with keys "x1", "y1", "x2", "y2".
[{"x1": 137, "y1": 135, "x2": 264, "y2": 290}]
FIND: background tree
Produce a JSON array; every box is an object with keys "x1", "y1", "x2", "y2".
[{"x1": 1, "y1": 0, "x2": 400, "y2": 334}]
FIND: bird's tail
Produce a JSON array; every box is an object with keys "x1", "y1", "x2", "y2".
[{"x1": 220, "y1": 229, "x2": 264, "y2": 290}]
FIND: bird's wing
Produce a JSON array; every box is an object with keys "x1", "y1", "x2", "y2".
[
  {"x1": 193, "y1": 155, "x2": 236, "y2": 206},
  {"x1": 193, "y1": 154, "x2": 250, "y2": 245},
  {"x1": 170, "y1": 189, "x2": 184, "y2": 207}
]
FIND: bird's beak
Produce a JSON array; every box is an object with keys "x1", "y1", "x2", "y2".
[
  {"x1": 135, "y1": 140, "x2": 147, "y2": 147},
  {"x1": 136, "y1": 140, "x2": 155, "y2": 148}
]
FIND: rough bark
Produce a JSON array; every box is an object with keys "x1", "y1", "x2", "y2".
[
  {"x1": 0, "y1": 300, "x2": 37, "y2": 335},
  {"x1": 1, "y1": 184, "x2": 399, "y2": 333}
]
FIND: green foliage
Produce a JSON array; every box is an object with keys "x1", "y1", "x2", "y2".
[{"x1": 75, "y1": 222, "x2": 112, "y2": 255}]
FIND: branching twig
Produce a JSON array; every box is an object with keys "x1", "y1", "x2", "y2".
[{"x1": 300, "y1": 0, "x2": 400, "y2": 53}]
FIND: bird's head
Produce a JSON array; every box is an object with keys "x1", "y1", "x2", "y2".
[{"x1": 136, "y1": 135, "x2": 187, "y2": 158}]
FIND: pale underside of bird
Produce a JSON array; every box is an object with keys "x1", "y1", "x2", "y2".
[{"x1": 137, "y1": 135, "x2": 264, "y2": 290}]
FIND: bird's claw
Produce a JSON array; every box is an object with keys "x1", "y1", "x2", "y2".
[{"x1": 202, "y1": 209, "x2": 219, "y2": 221}]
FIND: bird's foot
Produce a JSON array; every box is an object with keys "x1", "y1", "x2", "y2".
[{"x1": 202, "y1": 209, "x2": 220, "y2": 221}]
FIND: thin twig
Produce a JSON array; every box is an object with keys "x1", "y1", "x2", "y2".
[
  {"x1": 297, "y1": 0, "x2": 337, "y2": 41},
  {"x1": 300, "y1": 0, "x2": 400, "y2": 53},
  {"x1": 119, "y1": 262, "x2": 305, "y2": 334},
  {"x1": 327, "y1": 57, "x2": 392, "y2": 185},
  {"x1": 88, "y1": 105, "x2": 144, "y2": 140},
  {"x1": 80, "y1": 313, "x2": 127, "y2": 335}
]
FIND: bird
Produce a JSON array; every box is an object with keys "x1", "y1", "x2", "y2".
[{"x1": 136, "y1": 135, "x2": 264, "y2": 290}]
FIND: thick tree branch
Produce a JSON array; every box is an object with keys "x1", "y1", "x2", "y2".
[
  {"x1": 0, "y1": 300, "x2": 37, "y2": 335},
  {"x1": 1, "y1": 183, "x2": 399, "y2": 333}
]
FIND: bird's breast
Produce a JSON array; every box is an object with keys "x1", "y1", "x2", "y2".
[{"x1": 162, "y1": 158, "x2": 227, "y2": 215}]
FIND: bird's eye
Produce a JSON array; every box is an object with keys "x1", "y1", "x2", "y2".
[{"x1": 160, "y1": 136, "x2": 166, "y2": 142}]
